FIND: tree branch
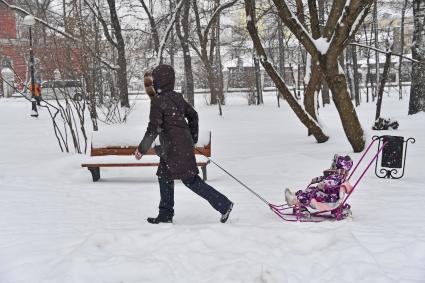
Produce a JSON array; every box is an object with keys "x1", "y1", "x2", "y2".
[
  {"x1": 202, "y1": 0, "x2": 237, "y2": 53},
  {"x1": 138, "y1": 0, "x2": 160, "y2": 53},
  {"x1": 323, "y1": 0, "x2": 347, "y2": 40},
  {"x1": 271, "y1": 0, "x2": 319, "y2": 59},
  {"x1": 84, "y1": 0, "x2": 118, "y2": 48},
  {"x1": 156, "y1": 0, "x2": 184, "y2": 65},
  {"x1": 350, "y1": 42, "x2": 420, "y2": 63},
  {"x1": 308, "y1": 0, "x2": 321, "y2": 39},
  {"x1": 327, "y1": 0, "x2": 374, "y2": 60}
]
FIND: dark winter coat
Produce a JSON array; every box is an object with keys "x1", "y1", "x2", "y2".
[{"x1": 138, "y1": 90, "x2": 199, "y2": 180}]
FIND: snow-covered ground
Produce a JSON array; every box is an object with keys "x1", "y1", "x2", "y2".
[{"x1": 0, "y1": 90, "x2": 424, "y2": 283}]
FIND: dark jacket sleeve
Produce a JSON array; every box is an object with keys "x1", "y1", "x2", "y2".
[
  {"x1": 138, "y1": 98, "x2": 163, "y2": 154},
  {"x1": 185, "y1": 101, "x2": 199, "y2": 144}
]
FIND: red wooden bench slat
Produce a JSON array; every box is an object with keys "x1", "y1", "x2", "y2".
[{"x1": 81, "y1": 132, "x2": 211, "y2": 181}]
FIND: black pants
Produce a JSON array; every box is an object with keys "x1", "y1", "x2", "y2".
[{"x1": 158, "y1": 175, "x2": 232, "y2": 218}]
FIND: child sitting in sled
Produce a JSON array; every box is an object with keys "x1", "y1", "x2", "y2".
[{"x1": 285, "y1": 154, "x2": 354, "y2": 212}]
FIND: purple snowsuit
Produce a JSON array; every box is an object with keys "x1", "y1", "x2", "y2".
[{"x1": 295, "y1": 155, "x2": 353, "y2": 208}]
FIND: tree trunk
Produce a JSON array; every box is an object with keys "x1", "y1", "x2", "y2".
[
  {"x1": 345, "y1": 47, "x2": 355, "y2": 100},
  {"x1": 206, "y1": 66, "x2": 220, "y2": 105},
  {"x1": 352, "y1": 44, "x2": 360, "y2": 106},
  {"x1": 250, "y1": 0, "x2": 262, "y2": 105},
  {"x1": 169, "y1": 0, "x2": 175, "y2": 67},
  {"x1": 375, "y1": 52, "x2": 392, "y2": 120},
  {"x1": 373, "y1": 0, "x2": 379, "y2": 100},
  {"x1": 214, "y1": 1, "x2": 225, "y2": 105},
  {"x1": 363, "y1": 26, "x2": 371, "y2": 103},
  {"x1": 303, "y1": 64, "x2": 322, "y2": 137},
  {"x1": 278, "y1": 19, "x2": 285, "y2": 99},
  {"x1": 398, "y1": 0, "x2": 408, "y2": 100},
  {"x1": 176, "y1": 0, "x2": 194, "y2": 106},
  {"x1": 318, "y1": 0, "x2": 330, "y2": 106},
  {"x1": 408, "y1": 0, "x2": 425, "y2": 115},
  {"x1": 325, "y1": 66, "x2": 365, "y2": 152},
  {"x1": 106, "y1": 0, "x2": 129, "y2": 108},
  {"x1": 303, "y1": 61, "x2": 321, "y2": 126}
]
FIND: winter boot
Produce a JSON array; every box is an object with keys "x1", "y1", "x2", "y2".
[
  {"x1": 220, "y1": 202, "x2": 234, "y2": 223},
  {"x1": 147, "y1": 214, "x2": 173, "y2": 224},
  {"x1": 285, "y1": 188, "x2": 298, "y2": 206}
]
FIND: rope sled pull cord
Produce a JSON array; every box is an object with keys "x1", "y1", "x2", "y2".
[{"x1": 194, "y1": 148, "x2": 271, "y2": 205}]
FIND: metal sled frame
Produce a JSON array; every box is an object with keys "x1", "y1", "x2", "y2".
[{"x1": 269, "y1": 137, "x2": 388, "y2": 222}]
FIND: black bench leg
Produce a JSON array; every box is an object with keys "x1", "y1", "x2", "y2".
[
  {"x1": 201, "y1": 165, "x2": 207, "y2": 181},
  {"x1": 88, "y1": 167, "x2": 100, "y2": 182}
]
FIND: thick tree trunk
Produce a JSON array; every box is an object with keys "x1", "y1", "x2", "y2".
[
  {"x1": 325, "y1": 64, "x2": 365, "y2": 152},
  {"x1": 303, "y1": 63, "x2": 322, "y2": 136},
  {"x1": 408, "y1": 0, "x2": 425, "y2": 115},
  {"x1": 206, "y1": 66, "x2": 220, "y2": 105},
  {"x1": 303, "y1": 63, "x2": 321, "y2": 124}
]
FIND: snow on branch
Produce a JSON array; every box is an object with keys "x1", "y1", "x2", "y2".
[
  {"x1": 327, "y1": 0, "x2": 374, "y2": 57},
  {"x1": 271, "y1": 0, "x2": 319, "y2": 58}
]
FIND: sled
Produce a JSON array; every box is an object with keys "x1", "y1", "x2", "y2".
[{"x1": 269, "y1": 137, "x2": 388, "y2": 222}]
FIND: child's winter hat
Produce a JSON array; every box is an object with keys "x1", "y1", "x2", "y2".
[{"x1": 335, "y1": 155, "x2": 353, "y2": 171}]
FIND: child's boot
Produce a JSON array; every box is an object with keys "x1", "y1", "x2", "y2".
[{"x1": 285, "y1": 188, "x2": 298, "y2": 206}]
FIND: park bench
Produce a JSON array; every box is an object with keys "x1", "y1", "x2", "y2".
[{"x1": 81, "y1": 132, "x2": 211, "y2": 182}]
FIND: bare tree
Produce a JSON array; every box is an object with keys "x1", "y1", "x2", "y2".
[
  {"x1": 191, "y1": 0, "x2": 237, "y2": 105},
  {"x1": 246, "y1": 0, "x2": 375, "y2": 152},
  {"x1": 245, "y1": 1, "x2": 329, "y2": 144}
]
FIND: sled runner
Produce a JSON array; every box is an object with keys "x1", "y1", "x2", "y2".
[{"x1": 269, "y1": 137, "x2": 388, "y2": 222}]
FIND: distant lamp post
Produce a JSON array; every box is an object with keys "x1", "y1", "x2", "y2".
[{"x1": 23, "y1": 15, "x2": 38, "y2": 117}]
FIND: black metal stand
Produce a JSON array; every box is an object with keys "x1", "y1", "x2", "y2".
[
  {"x1": 88, "y1": 167, "x2": 100, "y2": 182},
  {"x1": 373, "y1": 135, "x2": 415, "y2": 179}
]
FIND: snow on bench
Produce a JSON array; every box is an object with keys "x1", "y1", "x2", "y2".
[{"x1": 81, "y1": 129, "x2": 211, "y2": 182}]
